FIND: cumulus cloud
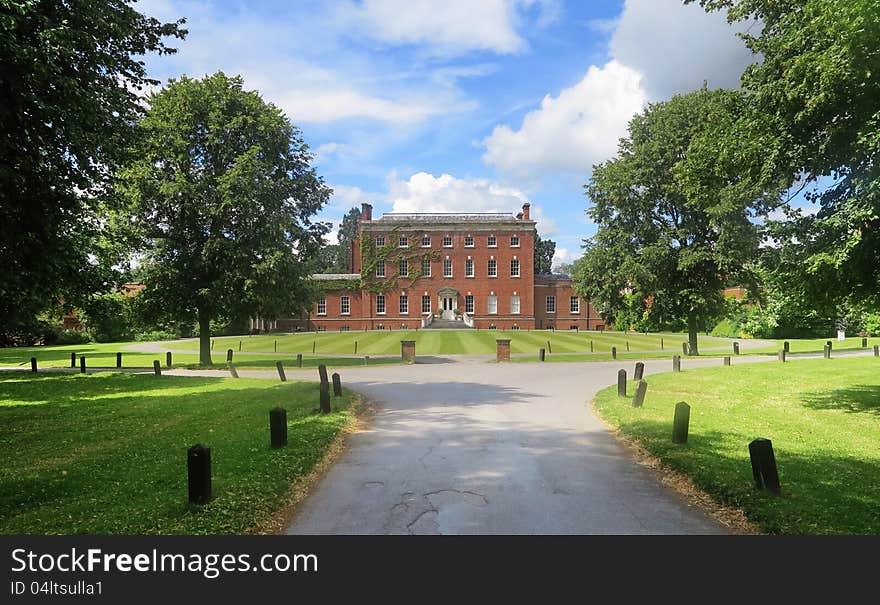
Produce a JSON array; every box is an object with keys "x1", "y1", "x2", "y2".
[
  {"x1": 610, "y1": 0, "x2": 755, "y2": 100},
  {"x1": 341, "y1": 0, "x2": 558, "y2": 55},
  {"x1": 482, "y1": 61, "x2": 646, "y2": 176},
  {"x1": 387, "y1": 172, "x2": 555, "y2": 235}
]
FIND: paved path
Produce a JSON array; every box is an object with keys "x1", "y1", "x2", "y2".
[{"x1": 283, "y1": 355, "x2": 772, "y2": 535}]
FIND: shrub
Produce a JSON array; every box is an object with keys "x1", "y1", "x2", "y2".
[
  {"x1": 54, "y1": 329, "x2": 93, "y2": 345},
  {"x1": 864, "y1": 313, "x2": 880, "y2": 336},
  {"x1": 134, "y1": 330, "x2": 179, "y2": 342}
]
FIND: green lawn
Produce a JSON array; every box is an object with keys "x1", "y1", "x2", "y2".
[
  {"x1": 0, "y1": 342, "x2": 402, "y2": 371},
  {"x1": 593, "y1": 356, "x2": 880, "y2": 534},
  {"x1": 168, "y1": 329, "x2": 731, "y2": 356},
  {"x1": 0, "y1": 372, "x2": 355, "y2": 534}
]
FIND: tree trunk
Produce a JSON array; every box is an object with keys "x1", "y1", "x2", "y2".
[
  {"x1": 687, "y1": 311, "x2": 699, "y2": 356},
  {"x1": 198, "y1": 308, "x2": 212, "y2": 366}
]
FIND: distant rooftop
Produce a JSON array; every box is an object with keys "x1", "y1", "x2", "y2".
[
  {"x1": 536, "y1": 273, "x2": 572, "y2": 281},
  {"x1": 375, "y1": 212, "x2": 524, "y2": 223},
  {"x1": 310, "y1": 273, "x2": 361, "y2": 280}
]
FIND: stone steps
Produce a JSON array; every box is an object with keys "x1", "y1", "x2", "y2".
[{"x1": 423, "y1": 318, "x2": 472, "y2": 330}]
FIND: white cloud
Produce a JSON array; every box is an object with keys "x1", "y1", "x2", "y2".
[
  {"x1": 610, "y1": 0, "x2": 755, "y2": 100},
  {"x1": 482, "y1": 61, "x2": 646, "y2": 176},
  {"x1": 341, "y1": 0, "x2": 557, "y2": 55},
  {"x1": 387, "y1": 171, "x2": 555, "y2": 235},
  {"x1": 551, "y1": 247, "x2": 579, "y2": 270}
]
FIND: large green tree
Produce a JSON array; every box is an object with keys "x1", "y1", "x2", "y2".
[
  {"x1": 534, "y1": 231, "x2": 556, "y2": 275},
  {"x1": 692, "y1": 0, "x2": 880, "y2": 308},
  {"x1": 577, "y1": 87, "x2": 782, "y2": 354},
  {"x1": 0, "y1": 0, "x2": 185, "y2": 340},
  {"x1": 120, "y1": 73, "x2": 331, "y2": 365},
  {"x1": 312, "y1": 206, "x2": 362, "y2": 273}
]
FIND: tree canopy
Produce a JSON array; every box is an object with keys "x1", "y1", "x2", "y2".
[
  {"x1": 576, "y1": 87, "x2": 783, "y2": 353},
  {"x1": 119, "y1": 72, "x2": 331, "y2": 364},
  {"x1": 692, "y1": 0, "x2": 880, "y2": 309},
  {"x1": 534, "y1": 231, "x2": 556, "y2": 275},
  {"x1": 0, "y1": 0, "x2": 186, "y2": 340}
]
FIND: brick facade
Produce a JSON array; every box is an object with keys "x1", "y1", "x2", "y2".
[{"x1": 282, "y1": 203, "x2": 601, "y2": 331}]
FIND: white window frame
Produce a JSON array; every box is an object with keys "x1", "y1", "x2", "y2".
[
  {"x1": 376, "y1": 294, "x2": 386, "y2": 315},
  {"x1": 399, "y1": 258, "x2": 408, "y2": 277},
  {"x1": 442, "y1": 235, "x2": 453, "y2": 247},
  {"x1": 487, "y1": 235, "x2": 497, "y2": 248},
  {"x1": 443, "y1": 258, "x2": 453, "y2": 277},
  {"x1": 465, "y1": 295, "x2": 474, "y2": 314},
  {"x1": 421, "y1": 258, "x2": 431, "y2": 277},
  {"x1": 510, "y1": 295, "x2": 520, "y2": 315},
  {"x1": 375, "y1": 260, "x2": 385, "y2": 277},
  {"x1": 546, "y1": 295, "x2": 556, "y2": 313},
  {"x1": 375, "y1": 236, "x2": 385, "y2": 247},
  {"x1": 488, "y1": 259, "x2": 497, "y2": 278},
  {"x1": 487, "y1": 295, "x2": 498, "y2": 315},
  {"x1": 570, "y1": 297, "x2": 580, "y2": 314},
  {"x1": 465, "y1": 258, "x2": 474, "y2": 277},
  {"x1": 464, "y1": 235, "x2": 474, "y2": 247},
  {"x1": 422, "y1": 295, "x2": 431, "y2": 314},
  {"x1": 399, "y1": 295, "x2": 408, "y2": 315},
  {"x1": 510, "y1": 235, "x2": 520, "y2": 248},
  {"x1": 340, "y1": 296, "x2": 350, "y2": 315},
  {"x1": 316, "y1": 297, "x2": 326, "y2": 316},
  {"x1": 399, "y1": 236, "x2": 408, "y2": 248},
  {"x1": 421, "y1": 235, "x2": 431, "y2": 247},
  {"x1": 510, "y1": 259, "x2": 520, "y2": 277}
]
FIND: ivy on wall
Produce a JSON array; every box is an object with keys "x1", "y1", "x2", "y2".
[{"x1": 315, "y1": 225, "x2": 441, "y2": 294}]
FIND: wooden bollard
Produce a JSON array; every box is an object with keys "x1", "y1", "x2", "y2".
[
  {"x1": 332, "y1": 373, "x2": 342, "y2": 397},
  {"x1": 778, "y1": 349, "x2": 786, "y2": 362},
  {"x1": 682, "y1": 342, "x2": 688, "y2": 356},
  {"x1": 270, "y1": 408, "x2": 287, "y2": 448},
  {"x1": 823, "y1": 344, "x2": 831, "y2": 359},
  {"x1": 226, "y1": 348, "x2": 233, "y2": 363},
  {"x1": 660, "y1": 337, "x2": 664, "y2": 350},
  {"x1": 748, "y1": 438, "x2": 781, "y2": 494},
  {"x1": 783, "y1": 341, "x2": 790, "y2": 353},
  {"x1": 874, "y1": 345, "x2": 878, "y2": 357},
  {"x1": 539, "y1": 348, "x2": 546, "y2": 362},
  {"x1": 312, "y1": 341, "x2": 316, "y2": 354},
  {"x1": 862, "y1": 337, "x2": 868, "y2": 348},
  {"x1": 547, "y1": 340, "x2": 552, "y2": 354},
  {"x1": 724, "y1": 356, "x2": 731, "y2": 366},
  {"x1": 296, "y1": 353, "x2": 303, "y2": 367},
  {"x1": 276, "y1": 361, "x2": 286, "y2": 382},
  {"x1": 153, "y1": 360, "x2": 161, "y2": 376},
  {"x1": 632, "y1": 379, "x2": 647, "y2": 408},
  {"x1": 673, "y1": 355, "x2": 681, "y2": 372},
  {"x1": 611, "y1": 346, "x2": 617, "y2": 360},
  {"x1": 116, "y1": 352, "x2": 122, "y2": 368},
  {"x1": 354, "y1": 340, "x2": 358, "y2": 354},
  {"x1": 672, "y1": 402, "x2": 690, "y2": 444},
  {"x1": 70, "y1": 352, "x2": 76, "y2": 368},
  {"x1": 319, "y1": 381, "x2": 331, "y2": 414},
  {"x1": 318, "y1": 364, "x2": 329, "y2": 385},
  {"x1": 79, "y1": 356, "x2": 86, "y2": 374},
  {"x1": 274, "y1": 339, "x2": 277, "y2": 353},
  {"x1": 166, "y1": 351, "x2": 172, "y2": 367},
  {"x1": 590, "y1": 340, "x2": 593, "y2": 353},
  {"x1": 228, "y1": 363, "x2": 238, "y2": 378},
  {"x1": 733, "y1": 342, "x2": 740, "y2": 355},
  {"x1": 633, "y1": 361, "x2": 644, "y2": 381},
  {"x1": 187, "y1": 444, "x2": 212, "y2": 504},
  {"x1": 626, "y1": 341, "x2": 630, "y2": 352},
  {"x1": 30, "y1": 357, "x2": 37, "y2": 373},
  {"x1": 238, "y1": 340, "x2": 242, "y2": 352},
  {"x1": 617, "y1": 369, "x2": 627, "y2": 397},
  {"x1": 826, "y1": 340, "x2": 833, "y2": 351}
]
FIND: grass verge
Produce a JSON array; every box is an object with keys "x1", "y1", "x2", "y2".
[
  {"x1": 592, "y1": 356, "x2": 880, "y2": 534},
  {"x1": 0, "y1": 371, "x2": 358, "y2": 534}
]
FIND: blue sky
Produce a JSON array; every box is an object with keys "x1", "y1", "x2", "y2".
[{"x1": 139, "y1": 0, "x2": 767, "y2": 267}]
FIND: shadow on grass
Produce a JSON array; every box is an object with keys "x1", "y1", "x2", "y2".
[{"x1": 799, "y1": 384, "x2": 880, "y2": 415}]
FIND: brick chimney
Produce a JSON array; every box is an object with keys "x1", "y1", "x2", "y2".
[
  {"x1": 521, "y1": 202, "x2": 530, "y2": 220},
  {"x1": 360, "y1": 202, "x2": 373, "y2": 222}
]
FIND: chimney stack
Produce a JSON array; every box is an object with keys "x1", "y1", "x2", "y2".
[
  {"x1": 522, "y1": 202, "x2": 530, "y2": 220},
  {"x1": 360, "y1": 202, "x2": 373, "y2": 222}
]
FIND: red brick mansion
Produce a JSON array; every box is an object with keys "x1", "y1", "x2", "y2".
[{"x1": 278, "y1": 203, "x2": 603, "y2": 331}]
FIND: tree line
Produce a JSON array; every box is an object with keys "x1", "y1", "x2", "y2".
[{"x1": 573, "y1": 0, "x2": 880, "y2": 353}]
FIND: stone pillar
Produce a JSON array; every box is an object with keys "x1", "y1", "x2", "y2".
[
  {"x1": 496, "y1": 339, "x2": 511, "y2": 362},
  {"x1": 401, "y1": 340, "x2": 416, "y2": 364}
]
